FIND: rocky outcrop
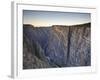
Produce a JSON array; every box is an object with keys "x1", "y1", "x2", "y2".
[{"x1": 23, "y1": 23, "x2": 91, "y2": 69}]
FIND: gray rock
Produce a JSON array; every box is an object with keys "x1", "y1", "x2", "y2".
[{"x1": 23, "y1": 23, "x2": 91, "y2": 69}]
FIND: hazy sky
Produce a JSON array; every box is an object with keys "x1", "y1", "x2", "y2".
[{"x1": 23, "y1": 10, "x2": 91, "y2": 26}]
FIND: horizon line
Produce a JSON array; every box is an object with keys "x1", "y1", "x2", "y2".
[{"x1": 23, "y1": 22, "x2": 91, "y2": 27}]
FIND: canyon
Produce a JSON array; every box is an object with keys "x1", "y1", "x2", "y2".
[{"x1": 23, "y1": 23, "x2": 91, "y2": 69}]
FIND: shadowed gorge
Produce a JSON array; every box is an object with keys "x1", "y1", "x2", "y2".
[{"x1": 23, "y1": 23, "x2": 91, "y2": 69}]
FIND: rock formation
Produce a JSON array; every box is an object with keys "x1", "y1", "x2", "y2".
[{"x1": 23, "y1": 23, "x2": 91, "y2": 69}]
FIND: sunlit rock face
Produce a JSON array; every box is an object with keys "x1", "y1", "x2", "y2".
[{"x1": 23, "y1": 23, "x2": 91, "y2": 69}]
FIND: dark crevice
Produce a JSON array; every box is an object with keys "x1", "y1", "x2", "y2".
[{"x1": 67, "y1": 27, "x2": 71, "y2": 66}]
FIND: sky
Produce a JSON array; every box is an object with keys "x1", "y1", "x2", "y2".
[{"x1": 23, "y1": 10, "x2": 91, "y2": 26}]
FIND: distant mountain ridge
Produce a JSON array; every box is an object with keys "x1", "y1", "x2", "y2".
[
  {"x1": 23, "y1": 22, "x2": 91, "y2": 28},
  {"x1": 23, "y1": 23, "x2": 91, "y2": 69}
]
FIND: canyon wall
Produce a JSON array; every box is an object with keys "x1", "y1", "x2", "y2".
[{"x1": 23, "y1": 23, "x2": 91, "y2": 69}]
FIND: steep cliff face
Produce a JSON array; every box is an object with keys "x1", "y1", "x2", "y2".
[
  {"x1": 23, "y1": 25, "x2": 51, "y2": 69},
  {"x1": 67, "y1": 24, "x2": 91, "y2": 66},
  {"x1": 23, "y1": 23, "x2": 91, "y2": 69}
]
